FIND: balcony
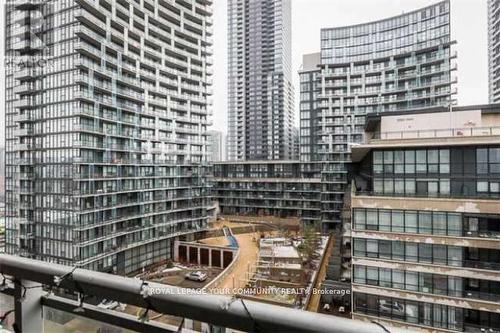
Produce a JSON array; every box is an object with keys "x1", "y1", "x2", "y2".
[
  {"x1": 13, "y1": 127, "x2": 33, "y2": 136},
  {"x1": 14, "y1": 112, "x2": 34, "y2": 123},
  {"x1": 0, "y1": 254, "x2": 384, "y2": 333},
  {"x1": 13, "y1": 82, "x2": 38, "y2": 95},
  {"x1": 14, "y1": 67, "x2": 40, "y2": 80},
  {"x1": 14, "y1": 0, "x2": 43, "y2": 9},
  {"x1": 75, "y1": 9, "x2": 107, "y2": 34},
  {"x1": 371, "y1": 126, "x2": 500, "y2": 141},
  {"x1": 15, "y1": 143, "x2": 34, "y2": 151},
  {"x1": 11, "y1": 25, "x2": 31, "y2": 38},
  {"x1": 12, "y1": 39, "x2": 44, "y2": 53},
  {"x1": 13, "y1": 98, "x2": 34, "y2": 109}
]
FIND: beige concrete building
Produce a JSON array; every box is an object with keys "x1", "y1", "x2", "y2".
[{"x1": 350, "y1": 104, "x2": 500, "y2": 332}]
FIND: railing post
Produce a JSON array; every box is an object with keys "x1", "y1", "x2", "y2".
[{"x1": 14, "y1": 279, "x2": 43, "y2": 332}]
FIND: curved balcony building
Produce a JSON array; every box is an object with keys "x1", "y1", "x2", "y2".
[
  {"x1": 299, "y1": 0, "x2": 457, "y2": 231},
  {"x1": 5, "y1": 0, "x2": 213, "y2": 274}
]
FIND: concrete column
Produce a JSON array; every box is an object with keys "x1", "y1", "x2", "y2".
[
  {"x1": 197, "y1": 247, "x2": 201, "y2": 265},
  {"x1": 15, "y1": 279, "x2": 43, "y2": 333},
  {"x1": 186, "y1": 246, "x2": 190, "y2": 263}
]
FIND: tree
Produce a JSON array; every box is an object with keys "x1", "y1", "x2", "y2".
[{"x1": 298, "y1": 223, "x2": 320, "y2": 265}]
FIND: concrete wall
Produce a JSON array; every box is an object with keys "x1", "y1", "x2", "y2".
[
  {"x1": 353, "y1": 283, "x2": 500, "y2": 313},
  {"x1": 352, "y1": 257, "x2": 500, "y2": 281},
  {"x1": 379, "y1": 109, "x2": 483, "y2": 133},
  {"x1": 351, "y1": 194, "x2": 500, "y2": 215},
  {"x1": 353, "y1": 230, "x2": 500, "y2": 250}
]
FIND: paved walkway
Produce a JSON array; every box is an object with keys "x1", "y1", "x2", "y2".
[
  {"x1": 306, "y1": 235, "x2": 334, "y2": 312},
  {"x1": 216, "y1": 232, "x2": 260, "y2": 290}
]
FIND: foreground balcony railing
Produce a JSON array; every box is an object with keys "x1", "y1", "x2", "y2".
[{"x1": 0, "y1": 254, "x2": 388, "y2": 333}]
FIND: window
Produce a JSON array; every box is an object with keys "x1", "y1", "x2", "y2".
[
  {"x1": 379, "y1": 241, "x2": 392, "y2": 259},
  {"x1": 354, "y1": 238, "x2": 366, "y2": 256},
  {"x1": 405, "y1": 211, "x2": 418, "y2": 233},
  {"x1": 405, "y1": 150, "x2": 415, "y2": 173},
  {"x1": 419, "y1": 273, "x2": 433, "y2": 293},
  {"x1": 477, "y1": 181, "x2": 489, "y2": 193},
  {"x1": 383, "y1": 179, "x2": 393, "y2": 194},
  {"x1": 433, "y1": 213, "x2": 447, "y2": 235},
  {"x1": 379, "y1": 210, "x2": 391, "y2": 231},
  {"x1": 406, "y1": 301, "x2": 419, "y2": 323},
  {"x1": 392, "y1": 241, "x2": 405, "y2": 260},
  {"x1": 476, "y1": 149, "x2": 488, "y2": 174},
  {"x1": 367, "y1": 240, "x2": 378, "y2": 257},
  {"x1": 404, "y1": 178, "x2": 415, "y2": 194},
  {"x1": 428, "y1": 150, "x2": 439, "y2": 173},
  {"x1": 490, "y1": 148, "x2": 500, "y2": 173},
  {"x1": 390, "y1": 210, "x2": 403, "y2": 232},
  {"x1": 419, "y1": 244, "x2": 433, "y2": 263},
  {"x1": 448, "y1": 276, "x2": 463, "y2": 297},
  {"x1": 393, "y1": 270, "x2": 405, "y2": 289},
  {"x1": 434, "y1": 245, "x2": 447, "y2": 265},
  {"x1": 394, "y1": 151, "x2": 404, "y2": 174},
  {"x1": 354, "y1": 265, "x2": 366, "y2": 284},
  {"x1": 367, "y1": 210, "x2": 378, "y2": 230},
  {"x1": 440, "y1": 179, "x2": 450, "y2": 195},
  {"x1": 373, "y1": 151, "x2": 383, "y2": 174},
  {"x1": 447, "y1": 214, "x2": 462, "y2": 236},
  {"x1": 428, "y1": 181, "x2": 438, "y2": 196},
  {"x1": 440, "y1": 150, "x2": 450, "y2": 173},
  {"x1": 383, "y1": 151, "x2": 393, "y2": 173},
  {"x1": 406, "y1": 243, "x2": 418, "y2": 262},
  {"x1": 433, "y1": 275, "x2": 448, "y2": 295},
  {"x1": 367, "y1": 267, "x2": 378, "y2": 285},
  {"x1": 448, "y1": 246, "x2": 462, "y2": 266},
  {"x1": 406, "y1": 271, "x2": 418, "y2": 291},
  {"x1": 354, "y1": 209, "x2": 366, "y2": 230},
  {"x1": 419, "y1": 212, "x2": 432, "y2": 234},
  {"x1": 394, "y1": 179, "x2": 405, "y2": 194},
  {"x1": 416, "y1": 150, "x2": 427, "y2": 173}
]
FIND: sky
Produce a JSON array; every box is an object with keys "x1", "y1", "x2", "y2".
[
  {"x1": 0, "y1": 0, "x2": 489, "y2": 145},
  {"x1": 211, "y1": 0, "x2": 489, "y2": 134}
]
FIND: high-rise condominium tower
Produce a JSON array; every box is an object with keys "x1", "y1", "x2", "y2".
[
  {"x1": 227, "y1": 0, "x2": 294, "y2": 161},
  {"x1": 5, "y1": 0, "x2": 213, "y2": 274},
  {"x1": 299, "y1": 0, "x2": 457, "y2": 231},
  {"x1": 488, "y1": 0, "x2": 500, "y2": 102},
  {"x1": 206, "y1": 130, "x2": 224, "y2": 162}
]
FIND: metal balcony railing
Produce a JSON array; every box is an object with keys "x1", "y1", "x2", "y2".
[
  {"x1": 371, "y1": 126, "x2": 500, "y2": 140},
  {"x1": 0, "y1": 254, "x2": 388, "y2": 333}
]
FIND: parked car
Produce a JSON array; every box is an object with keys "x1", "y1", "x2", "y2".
[
  {"x1": 185, "y1": 271, "x2": 208, "y2": 282},
  {"x1": 97, "y1": 299, "x2": 119, "y2": 310}
]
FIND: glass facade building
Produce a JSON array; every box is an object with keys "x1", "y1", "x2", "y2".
[
  {"x1": 227, "y1": 0, "x2": 295, "y2": 161},
  {"x1": 299, "y1": 0, "x2": 456, "y2": 232},
  {"x1": 350, "y1": 105, "x2": 500, "y2": 332},
  {"x1": 4, "y1": 0, "x2": 213, "y2": 274},
  {"x1": 212, "y1": 161, "x2": 322, "y2": 225},
  {"x1": 206, "y1": 130, "x2": 224, "y2": 162}
]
